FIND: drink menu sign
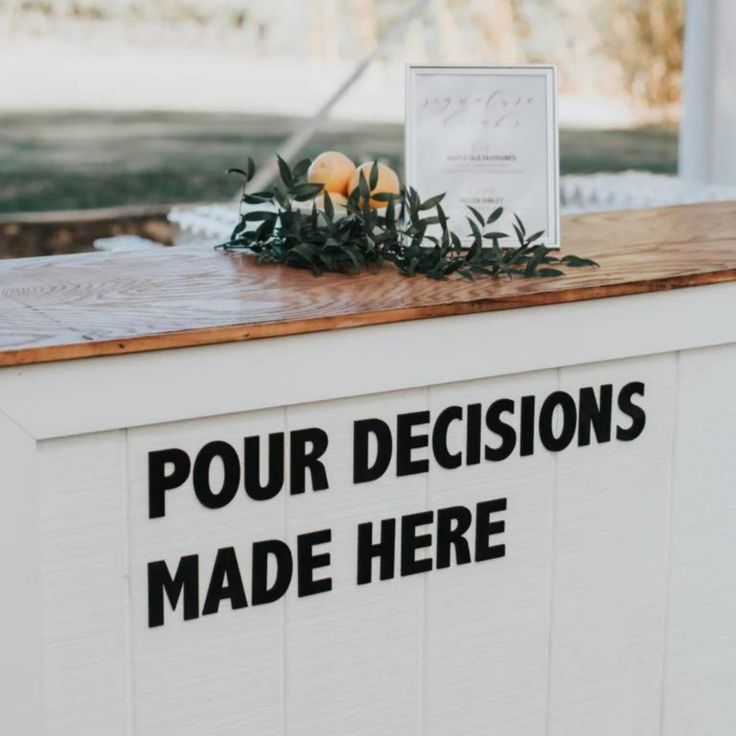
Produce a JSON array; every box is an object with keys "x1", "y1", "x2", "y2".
[{"x1": 405, "y1": 64, "x2": 560, "y2": 247}]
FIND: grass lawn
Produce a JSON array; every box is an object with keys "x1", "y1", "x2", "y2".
[{"x1": 0, "y1": 112, "x2": 678, "y2": 214}]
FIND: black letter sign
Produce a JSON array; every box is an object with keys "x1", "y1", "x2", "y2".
[
  {"x1": 353, "y1": 419, "x2": 392, "y2": 483},
  {"x1": 148, "y1": 555, "x2": 199, "y2": 628},
  {"x1": 148, "y1": 448, "x2": 191, "y2": 519}
]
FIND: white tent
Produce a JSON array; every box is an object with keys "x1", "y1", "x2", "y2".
[
  {"x1": 679, "y1": 0, "x2": 736, "y2": 186},
  {"x1": 562, "y1": 0, "x2": 736, "y2": 215}
]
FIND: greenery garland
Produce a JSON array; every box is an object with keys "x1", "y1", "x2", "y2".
[{"x1": 219, "y1": 156, "x2": 598, "y2": 280}]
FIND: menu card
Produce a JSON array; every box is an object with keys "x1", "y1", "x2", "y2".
[{"x1": 405, "y1": 65, "x2": 560, "y2": 247}]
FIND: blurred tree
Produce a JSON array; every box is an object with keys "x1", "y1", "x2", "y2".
[
  {"x1": 354, "y1": 0, "x2": 378, "y2": 53},
  {"x1": 437, "y1": 0, "x2": 523, "y2": 62},
  {"x1": 467, "y1": 0, "x2": 522, "y2": 62},
  {"x1": 601, "y1": 0, "x2": 684, "y2": 108}
]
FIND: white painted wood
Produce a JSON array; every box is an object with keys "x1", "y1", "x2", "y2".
[
  {"x1": 1, "y1": 282, "x2": 735, "y2": 736},
  {"x1": 284, "y1": 389, "x2": 427, "y2": 736},
  {"x1": 663, "y1": 343, "x2": 736, "y2": 735},
  {"x1": 548, "y1": 354, "x2": 676, "y2": 736},
  {"x1": 1, "y1": 282, "x2": 734, "y2": 440},
  {"x1": 0, "y1": 411, "x2": 43, "y2": 734},
  {"x1": 425, "y1": 370, "x2": 557, "y2": 735},
  {"x1": 127, "y1": 409, "x2": 287, "y2": 736},
  {"x1": 36, "y1": 432, "x2": 130, "y2": 735}
]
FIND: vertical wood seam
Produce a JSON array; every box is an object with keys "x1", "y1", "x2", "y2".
[
  {"x1": 544, "y1": 366, "x2": 561, "y2": 736},
  {"x1": 659, "y1": 350, "x2": 681, "y2": 736},
  {"x1": 421, "y1": 385, "x2": 430, "y2": 736},
  {"x1": 123, "y1": 427, "x2": 136, "y2": 736},
  {"x1": 281, "y1": 404, "x2": 288, "y2": 736}
]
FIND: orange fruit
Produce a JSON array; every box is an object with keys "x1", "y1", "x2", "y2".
[
  {"x1": 347, "y1": 162, "x2": 400, "y2": 208},
  {"x1": 307, "y1": 151, "x2": 356, "y2": 196}
]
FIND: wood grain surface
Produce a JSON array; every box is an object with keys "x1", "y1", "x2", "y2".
[{"x1": 1, "y1": 202, "x2": 735, "y2": 367}]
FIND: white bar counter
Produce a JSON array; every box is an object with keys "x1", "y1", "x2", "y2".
[{"x1": 1, "y1": 202, "x2": 735, "y2": 736}]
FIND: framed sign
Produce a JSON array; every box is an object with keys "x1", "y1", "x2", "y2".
[{"x1": 405, "y1": 64, "x2": 560, "y2": 247}]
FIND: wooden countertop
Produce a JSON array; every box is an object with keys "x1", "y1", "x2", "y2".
[{"x1": 1, "y1": 201, "x2": 736, "y2": 367}]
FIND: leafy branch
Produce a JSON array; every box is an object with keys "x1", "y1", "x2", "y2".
[{"x1": 219, "y1": 156, "x2": 598, "y2": 280}]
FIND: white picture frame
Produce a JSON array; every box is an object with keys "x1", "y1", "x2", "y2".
[{"x1": 405, "y1": 64, "x2": 560, "y2": 248}]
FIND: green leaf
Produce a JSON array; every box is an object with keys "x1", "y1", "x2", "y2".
[
  {"x1": 292, "y1": 182, "x2": 324, "y2": 201},
  {"x1": 408, "y1": 187, "x2": 420, "y2": 213},
  {"x1": 246, "y1": 157, "x2": 255, "y2": 179},
  {"x1": 242, "y1": 193, "x2": 271, "y2": 205},
  {"x1": 292, "y1": 158, "x2": 310, "y2": 179},
  {"x1": 419, "y1": 193, "x2": 446, "y2": 211},
  {"x1": 524, "y1": 246, "x2": 548, "y2": 276},
  {"x1": 483, "y1": 231, "x2": 509, "y2": 240},
  {"x1": 323, "y1": 191, "x2": 334, "y2": 221},
  {"x1": 467, "y1": 217, "x2": 483, "y2": 256},
  {"x1": 513, "y1": 223, "x2": 525, "y2": 247},
  {"x1": 536, "y1": 267, "x2": 565, "y2": 277},
  {"x1": 437, "y1": 203, "x2": 448, "y2": 230},
  {"x1": 514, "y1": 213, "x2": 526, "y2": 237},
  {"x1": 243, "y1": 211, "x2": 278, "y2": 221},
  {"x1": 560, "y1": 255, "x2": 599, "y2": 267},
  {"x1": 291, "y1": 243, "x2": 315, "y2": 263},
  {"x1": 227, "y1": 167, "x2": 249, "y2": 179},
  {"x1": 276, "y1": 155, "x2": 293, "y2": 187},
  {"x1": 348, "y1": 186, "x2": 361, "y2": 206},
  {"x1": 467, "y1": 205, "x2": 485, "y2": 226},
  {"x1": 384, "y1": 198, "x2": 395, "y2": 226},
  {"x1": 255, "y1": 217, "x2": 276, "y2": 241},
  {"x1": 230, "y1": 216, "x2": 248, "y2": 240},
  {"x1": 369, "y1": 161, "x2": 379, "y2": 190},
  {"x1": 486, "y1": 206, "x2": 503, "y2": 224},
  {"x1": 525, "y1": 230, "x2": 545, "y2": 245},
  {"x1": 358, "y1": 170, "x2": 370, "y2": 200}
]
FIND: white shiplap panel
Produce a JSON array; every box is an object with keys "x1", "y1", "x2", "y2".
[
  {"x1": 37, "y1": 431, "x2": 129, "y2": 736},
  {"x1": 425, "y1": 370, "x2": 557, "y2": 736},
  {"x1": 664, "y1": 343, "x2": 736, "y2": 735},
  {"x1": 284, "y1": 390, "x2": 427, "y2": 736},
  {"x1": 0, "y1": 412, "x2": 43, "y2": 735},
  {"x1": 127, "y1": 410, "x2": 287, "y2": 736},
  {"x1": 548, "y1": 354, "x2": 676, "y2": 736}
]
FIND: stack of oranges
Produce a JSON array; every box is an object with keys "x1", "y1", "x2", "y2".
[{"x1": 306, "y1": 151, "x2": 400, "y2": 210}]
